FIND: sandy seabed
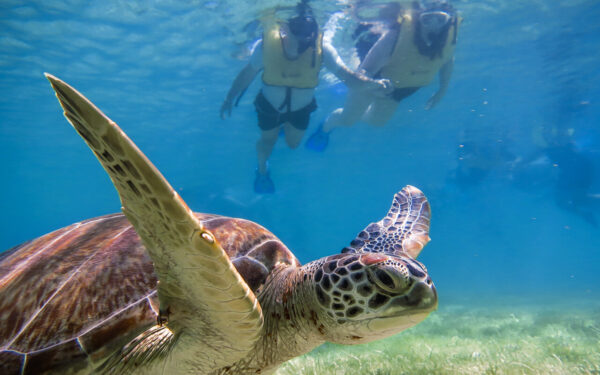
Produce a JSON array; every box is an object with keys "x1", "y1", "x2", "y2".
[{"x1": 277, "y1": 298, "x2": 600, "y2": 375}]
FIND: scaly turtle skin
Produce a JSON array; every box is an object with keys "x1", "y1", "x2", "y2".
[{"x1": 0, "y1": 75, "x2": 437, "y2": 375}]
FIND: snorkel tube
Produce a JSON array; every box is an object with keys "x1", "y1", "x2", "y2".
[{"x1": 287, "y1": 0, "x2": 319, "y2": 54}]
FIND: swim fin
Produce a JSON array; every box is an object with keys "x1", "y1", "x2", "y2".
[
  {"x1": 305, "y1": 122, "x2": 329, "y2": 152},
  {"x1": 254, "y1": 169, "x2": 275, "y2": 194}
]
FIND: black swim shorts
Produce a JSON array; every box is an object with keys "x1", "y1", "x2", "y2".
[
  {"x1": 389, "y1": 87, "x2": 420, "y2": 102},
  {"x1": 254, "y1": 91, "x2": 317, "y2": 131}
]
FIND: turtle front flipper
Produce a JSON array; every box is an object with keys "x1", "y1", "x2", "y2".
[
  {"x1": 342, "y1": 185, "x2": 431, "y2": 258},
  {"x1": 45, "y1": 74, "x2": 263, "y2": 372}
]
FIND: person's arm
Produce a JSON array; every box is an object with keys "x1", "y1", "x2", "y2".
[
  {"x1": 322, "y1": 43, "x2": 391, "y2": 93},
  {"x1": 220, "y1": 63, "x2": 260, "y2": 119},
  {"x1": 358, "y1": 28, "x2": 397, "y2": 76},
  {"x1": 425, "y1": 57, "x2": 454, "y2": 110}
]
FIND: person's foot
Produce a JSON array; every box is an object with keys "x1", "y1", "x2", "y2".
[
  {"x1": 305, "y1": 122, "x2": 330, "y2": 152},
  {"x1": 254, "y1": 168, "x2": 275, "y2": 194}
]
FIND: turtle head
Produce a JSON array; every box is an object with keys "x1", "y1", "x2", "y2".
[{"x1": 311, "y1": 252, "x2": 437, "y2": 344}]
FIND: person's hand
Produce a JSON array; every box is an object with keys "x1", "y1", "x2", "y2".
[
  {"x1": 425, "y1": 91, "x2": 444, "y2": 110},
  {"x1": 377, "y1": 78, "x2": 394, "y2": 94},
  {"x1": 220, "y1": 99, "x2": 233, "y2": 120},
  {"x1": 369, "y1": 78, "x2": 394, "y2": 97}
]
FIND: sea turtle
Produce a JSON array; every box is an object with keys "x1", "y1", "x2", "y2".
[{"x1": 0, "y1": 74, "x2": 437, "y2": 375}]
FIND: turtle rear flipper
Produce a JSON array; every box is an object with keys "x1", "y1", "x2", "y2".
[
  {"x1": 342, "y1": 185, "x2": 431, "y2": 258},
  {"x1": 45, "y1": 74, "x2": 263, "y2": 372}
]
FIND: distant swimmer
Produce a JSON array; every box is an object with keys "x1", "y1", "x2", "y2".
[
  {"x1": 306, "y1": 0, "x2": 459, "y2": 151},
  {"x1": 544, "y1": 134, "x2": 598, "y2": 226},
  {"x1": 449, "y1": 140, "x2": 515, "y2": 190},
  {"x1": 515, "y1": 126, "x2": 598, "y2": 226},
  {"x1": 220, "y1": 1, "x2": 390, "y2": 193}
]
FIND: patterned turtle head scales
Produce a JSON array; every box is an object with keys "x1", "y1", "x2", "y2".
[
  {"x1": 308, "y1": 251, "x2": 437, "y2": 344},
  {"x1": 296, "y1": 186, "x2": 437, "y2": 345}
]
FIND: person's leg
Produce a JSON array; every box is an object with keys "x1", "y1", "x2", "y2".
[
  {"x1": 256, "y1": 127, "x2": 279, "y2": 175},
  {"x1": 306, "y1": 90, "x2": 372, "y2": 151},
  {"x1": 254, "y1": 92, "x2": 282, "y2": 175},
  {"x1": 283, "y1": 122, "x2": 305, "y2": 149},
  {"x1": 252, "y1": 92, "x2": 282, "y2": 193},
  {"x1": 362, "y1": 96, "x2": 399, "y2": 126},
  {"x1": 322, "y1": 89, "x2": 372, "y2": 132},
  {"x1": 284, "y1": 99, "x2": 315, "y2": 149}
]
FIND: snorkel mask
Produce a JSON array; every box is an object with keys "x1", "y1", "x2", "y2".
[
  {"x1": 288, "y1": 15, "x2": 318, "y2": 53},
  {"x1": 286, "y1": 0, "x2": 318, "y2": 55},
  {"x1": 418, "y1": 1, "x2": 454, "y2": 46}
]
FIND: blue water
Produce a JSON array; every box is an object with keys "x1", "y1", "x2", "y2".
[{"x1": 1, "y1": 0, "x2": 599, "y2": 306}]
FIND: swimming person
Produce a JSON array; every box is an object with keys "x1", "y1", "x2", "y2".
[
  {"x1": 539, "y1": 128, "x2": 597, "y2": 226},
  {"x1": 220, "y1": 1, "x2": 390, "y2": 194},
  {"x1": 512, "y1": 126, "x2": 598, "y2": 226},
  {"x1": 306, "y1": 0, "x2": 459, "y2": 151}
]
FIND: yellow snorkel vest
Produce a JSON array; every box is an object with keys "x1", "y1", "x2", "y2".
[
  {"x1": 261, "y1": 23, "x2": 323, "y2": 89},
  {"x1": 380, "y1": 12, "x2": 458, "y2": 88}
]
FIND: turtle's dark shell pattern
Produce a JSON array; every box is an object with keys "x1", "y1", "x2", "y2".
[{"x1": 0, "y1": 213, "x2": 298, "y2": 375}]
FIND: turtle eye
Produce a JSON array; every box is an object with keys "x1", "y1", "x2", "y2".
[
  {"x1": 374, "y1": 269, "x2": 395, "y2": 290},
  {"x1": 368, "y1": 265, "x2": 410, "y2": 294},
  {"x1": 370, "y1": 269, "x2": 399, "y2": 293},
  {"x1": 201, "y1": 232, "x2": 214, "y2": 244}
]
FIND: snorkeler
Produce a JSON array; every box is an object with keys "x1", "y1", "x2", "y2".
[
  {"x1": 448, "y1": 128, "x2": 517, "y2": 190},
  {"x1": 514, "y1": 126, "x2": 598, "y2": 226},
  {"x1": 220, "y1": 1, "x2": 390, "y2": 194},
  {"x1": 541, "y1": 130, "x2": 598, "y2": 226},
  {"x1": 306, "y1": 0, "x2": 459, "y2": 151}
]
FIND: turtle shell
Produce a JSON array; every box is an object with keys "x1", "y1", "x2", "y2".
[{"x1": 0, "y1": 213, "x2": 298, "y2": 374}]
